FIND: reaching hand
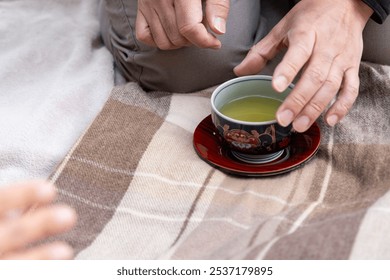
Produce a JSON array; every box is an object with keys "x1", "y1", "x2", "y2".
[
  {"x1": 234, "y1": 0, "x2": 373, "y2": 132},
  {"x1": 136, "y1": 0, "x2": 229, "y2": 50},
  {"x1": 0, "y1": 180, "x2": 77, "y2": 260}
]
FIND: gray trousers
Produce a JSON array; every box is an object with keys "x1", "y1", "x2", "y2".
[{"x1": 100, "y1": 0, "x2": 390, "y2": 92}]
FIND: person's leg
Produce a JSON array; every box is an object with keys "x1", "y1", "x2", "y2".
[
  {"x1": 100, "y1": 0, "x2": 265, "y2": 92},
  {"x1": 99, "y1": 0, "x2": 293, "y2": 92},
  {"x1": 362, "y1": 19, "x2": 390, "y2": 65}
]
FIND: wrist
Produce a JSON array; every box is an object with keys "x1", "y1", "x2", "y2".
[{"x1": 352, "y1": 0, "x2": 374, "y2": 27}]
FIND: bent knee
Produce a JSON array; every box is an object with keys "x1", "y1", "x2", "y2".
[{"x1": 120, "y1": 44, "x2": 248, "y2": 93}]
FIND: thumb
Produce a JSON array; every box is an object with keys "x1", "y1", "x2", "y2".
[
  {"x1": 234, "y1": 30, "x2": 283, "y2": 76},
  {"x1": 205, "y1": 0, "x2": 230, "y2": 34}
]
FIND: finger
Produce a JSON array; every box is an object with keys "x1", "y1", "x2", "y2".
[
  {"x1": 2, "y1": 242, "x2": 74, "y2": 260},
  {"x1": 205, "y1": 0, "x2": 230, "y2": 35},
  {"x1": 156, "y1": 4, "x2": 190, "y2": 47},
  {"x1": 136, "y1": 8, "x2": 175, "y2": 50},
  {"x1": 0, "y1": 205, "x2": 77, "y2": 253},
  {"x1": 0, "y1": 180, "x2": 55, "y2": 215},
  {"x1": 276, "y1": 48, "x2": 334, "y2": 127},
  {"x1": 233, "y1": 28, "x2": 283, "y2": 76},
  {"x1": 292, "y1": 63, "x2": 344, "y2": 132},
  {"x1": 175, "y1": 0, "x2": 221, "y2": 49},
  {"x1": 135, "y1": 10, "x2": 157, "y2": 47},
  {"x1": 147, "y1": 12, "x2": 175, "y2": 50},
  {"x1": 272, "y1": 29, "x2": 316, "y2": 92},
  {"x1": 325, "y1": 67, "x2": 360, "y2": 126}
]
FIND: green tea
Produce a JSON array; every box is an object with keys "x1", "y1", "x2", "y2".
[{"x1": 219, "y1": 96, "x2": 282, "y2": 122}]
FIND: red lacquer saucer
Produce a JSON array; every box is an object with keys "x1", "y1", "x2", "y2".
[{"x1": 193, "y1": 115, "x2": 321, "y2": 177}]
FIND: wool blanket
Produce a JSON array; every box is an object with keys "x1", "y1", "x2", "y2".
[
  {"x1": 50, "y1": 62, "x2": 390, "y2": 259},
  {"x1": 2, "y1": 0, "x2": 390, "y2": 260},
  {"x1": 0, "y1": 0, "x2": 114, "y2": 185}
]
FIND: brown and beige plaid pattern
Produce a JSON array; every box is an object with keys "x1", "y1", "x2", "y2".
[{"x1": 50, "y1": 62, "x2": 390, "y2": 259}]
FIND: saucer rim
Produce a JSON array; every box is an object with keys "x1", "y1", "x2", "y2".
[{"x1": 193, "y1": 115, "x2": 321, "y2": 177}]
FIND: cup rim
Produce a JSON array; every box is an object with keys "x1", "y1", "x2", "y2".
[{"x1": 211, "y1": 75, "x2": 294, "y2": 126}]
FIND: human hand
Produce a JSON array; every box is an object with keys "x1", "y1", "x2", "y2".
[
  {"x1": 135, "y1": 0, "x2": 229, "y2": 50},
  {"x1": 234, "y1": 0, "x2": 373, "y2": 132},
  {"x1": 0, "y1": 180, "x2": 77, "y2": 260}
]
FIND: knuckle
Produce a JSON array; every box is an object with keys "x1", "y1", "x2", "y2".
[
  {"x1": 212, "y1": 1, "x2": 230, "y2": 13},
  {"x1": 319, "y1": 52, "x2": 334, "y2": 65},
  {"x1": 307, "y1": 100, "x2": 327, "y2": 114},
  {"x1": 150, "y1": 35, "x2": 174, "y2": 50},
  {"x1": 336, "y1": 90, "x2": 359, "y2": 115},
  {"x1": 324, "y1": 76, "x2": 341, "y2": 92},
  {"x1": 178, "y1": 24, "x2": 211, "y2": 48},
  {"x1": 178, "y1": 23, "x2": 197, "y2": 37},
  {"x1": 135, "y1": 30, "x2": 149, "y2": 43},
  {"x1": 250, "y1": 45, "x2": 272, "y2": 62},
  {"x1": 284, "y1": 61, "x2": 300, "y2": 75},
  {"x1": 287, "y1": 28, "x2": 312, "y2": 55},
  {"x1": 344, "y1": 84, "x2": 359, "y2": 100},
  {"x1": 290, "y1": 93, "x2": 308, "y2": 108},
  {"x1": 307, "y1": 67, "x2": 326, "y2": 85},
  {"x1": 157, "y1": 42, "x2": 173, "y2": 50},
  {"x1": 288, "y1": 28, "x2": 307, "y2": 38},
  {"x1": 335, "y1": 101, "x2": 352, "y2": 115},
  {"x1": 170, "y1": 36, "x2": 187, "y2": 47},
  {"x1": 295, "y1": 42, "x2": 311, "y2": 57}
]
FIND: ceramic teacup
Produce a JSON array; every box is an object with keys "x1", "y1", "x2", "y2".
[{"x1": 211, "y1": 75, "x2": 294, "y2": 164}]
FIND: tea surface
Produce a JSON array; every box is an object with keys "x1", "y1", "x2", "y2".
[{"x1": 219, "y1": 96, "x2": 282, "y2": 122}]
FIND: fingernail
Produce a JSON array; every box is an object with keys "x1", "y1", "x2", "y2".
[
  {"x1": 327, "y1": 115, "x2": 339, "y2": 127},
  {"x1": 213, "y1": 17, "x2": 226, "y2": 34},
  {"x1": 36, "y1": 183, "x2": 55, "y2": 199},
  {"x1": 294, "y1": 115, "x2": 310, "y2": 132},
  {"x1": 54, "y1": 207, "x2": 76, "y2": 224},
  {"x1": 212, "y1": 42, "x2": 222, "y2": 49},
  {"x1": 277, "y1": 109, "x2": 294, "y2": 127},
  {"x1": 50, "y1": 244, "x2": 73, "y2": 260},
  {"x1": 273, "y1": 75, "x2": 289, "y2": 92}
]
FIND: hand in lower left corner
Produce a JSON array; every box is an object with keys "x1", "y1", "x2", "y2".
[{"x1": 0, "y1": 180, "x2": 77, "y2": 260}]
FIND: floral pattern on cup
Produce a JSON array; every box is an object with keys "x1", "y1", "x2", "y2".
[
  {"x1": 210, "y1": 75, "x2": 295, "y2": 157},
  {"x1": 216, "y1": 121, "x2": 291, "y2": 155}
]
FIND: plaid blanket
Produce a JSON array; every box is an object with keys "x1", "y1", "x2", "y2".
[{"x1": 50, "y1": 62, "x2": 390, "y2": 260}]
